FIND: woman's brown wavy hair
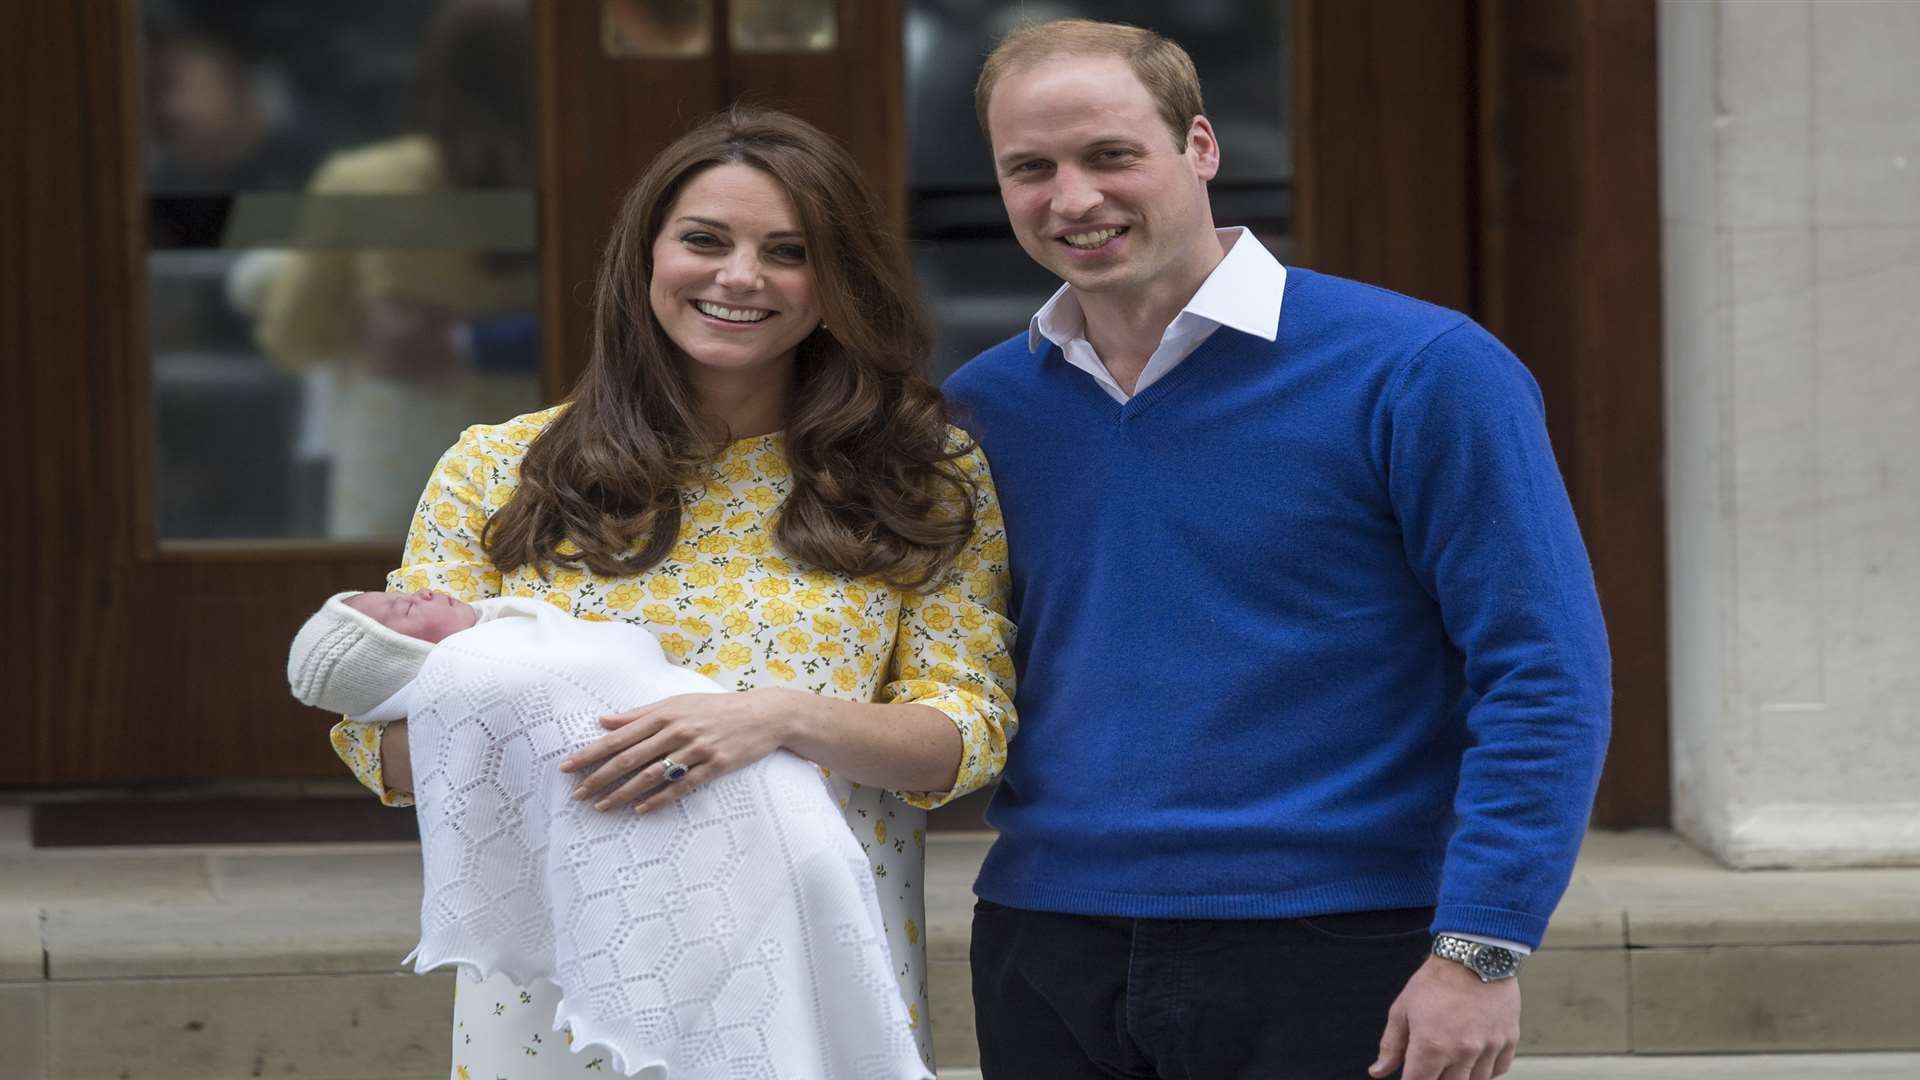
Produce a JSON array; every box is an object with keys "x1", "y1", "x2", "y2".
[{"x1": 484, "y1": 105, "x2": 975, "y2": 590}]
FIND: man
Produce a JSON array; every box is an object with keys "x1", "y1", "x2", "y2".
[{"x1": 943, "y1": 19, "x2": 1611, "y2": 1080}]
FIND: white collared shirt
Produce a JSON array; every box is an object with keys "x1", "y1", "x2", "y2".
[{"x1": 1026, "y1": 226, "x2": 1287, "y2": 404}]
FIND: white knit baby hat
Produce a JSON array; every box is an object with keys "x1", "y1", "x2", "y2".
[{"x1": 287, "y1": 592, "x2": 436, "y2": 717}]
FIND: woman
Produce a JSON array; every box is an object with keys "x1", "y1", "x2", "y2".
[{"x1": 328, "y1": 106, "x2": 1015, "y2": 1077}]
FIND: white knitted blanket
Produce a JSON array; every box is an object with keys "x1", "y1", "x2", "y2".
[{"x1": 386, "y1": 598, "x2": 930, "y2": 1079}]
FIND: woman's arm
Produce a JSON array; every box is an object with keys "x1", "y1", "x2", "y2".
[
  {"x1": 327, "y1": 424, "x2": 506, "y2": 805},
  {"x1": 778, "y1": 692, "x2": 962, "y2": 793},
  {"x1": 866, "y1": 441, "x2": 1018, "y2": 810},
  {"x1": 379, "y1": 721, "x2": 413, "y2": 796},
  {"x1": 329, "y1": 716, "x2": 415, "y2": 807},
  {"x1": 561, "y1": 690, "x2": 963, "y2": 814}
]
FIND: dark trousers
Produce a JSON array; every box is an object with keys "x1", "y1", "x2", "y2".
[{"x1": 970, "y1": 900, "x2": 1433, "y2": 1080}]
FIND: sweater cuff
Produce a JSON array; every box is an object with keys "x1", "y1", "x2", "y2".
[{"x1": 1432, "y1": 903, "x2": 1549, "y2": 951}]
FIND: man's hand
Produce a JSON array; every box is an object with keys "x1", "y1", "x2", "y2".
[{"x1": 1371, "y1": 955, "x2": 1520, "y2": 1080}]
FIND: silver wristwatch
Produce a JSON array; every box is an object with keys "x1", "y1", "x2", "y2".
[{"x1": 1431, "y1": 934, "x2": 1522, "y2": 982}]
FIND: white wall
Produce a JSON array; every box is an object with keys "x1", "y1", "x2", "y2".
[{"x1": 1660, "y1": 0, "x2": 1920, "y2": 868}]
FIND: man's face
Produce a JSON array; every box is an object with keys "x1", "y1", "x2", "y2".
[
  {"x1": 346, "y1": 589, "x2": 476, "y2": 644},
  {"x1": 986, "y1": 54, "x2": 1220, "y2": 299}
]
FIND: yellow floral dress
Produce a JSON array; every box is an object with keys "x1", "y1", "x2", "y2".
[{"x1": 331, "y1": 406, "x2": 1015, "y2": 1076}]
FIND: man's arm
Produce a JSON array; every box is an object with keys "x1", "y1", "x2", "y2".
[
  {"x1": 1372, "y1": 321, "x2": 1612, "y2": 1079},
  {"x1": 1383, "y1": 320, "x2": 1612, "y2": 944}
]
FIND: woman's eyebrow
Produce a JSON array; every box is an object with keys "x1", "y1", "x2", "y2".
[{"x1": 677, "y1": 215, "x2": 803, "y2": 240}]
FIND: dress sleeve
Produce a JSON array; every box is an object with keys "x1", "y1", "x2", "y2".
[
  {"x1": 329, "y1": 427, "x2": 508, "y2": 807},
  {"x1": 880, "y1": 442, "x2": 1018, "y2": 810}
]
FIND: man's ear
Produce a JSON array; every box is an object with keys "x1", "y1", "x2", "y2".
[{"x1": 1185, "y1": 115, "x2": 1221, "y2": 183}]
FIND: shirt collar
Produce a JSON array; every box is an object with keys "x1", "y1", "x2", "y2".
[{"x1": 1026, "y1": 227, "x2": 1287, "y2": 352}]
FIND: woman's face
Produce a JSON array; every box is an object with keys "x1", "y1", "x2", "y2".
[{"x1": 648, "y1": 163, "x2": 822, "y2": 387}]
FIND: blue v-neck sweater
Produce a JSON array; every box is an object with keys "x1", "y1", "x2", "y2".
[{"x1": 943, "y1": 267, "x2": 1610, "y2": 948}]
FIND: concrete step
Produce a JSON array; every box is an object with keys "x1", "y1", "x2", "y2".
[
  {"x1": 3, "y1": 814, "x2": 1920, "y2": 1078},
  {"x1": 1483, "y1": 1055, "x2": 1920, "y2": 1079},
  {"x1": 109, "y1": 1057, "x2": 1920, "y2": 1080},
  {"x1": 943, "y1": 1058, "x2": 1920, "y2": 1080}
]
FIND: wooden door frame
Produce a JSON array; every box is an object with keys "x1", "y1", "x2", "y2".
[
  {"x1": 7, "y1": 0, "x2": 154, "y2": 786},
  {"x1": 1293, "y1": 0, "x2": 1670, "y2": 827}
]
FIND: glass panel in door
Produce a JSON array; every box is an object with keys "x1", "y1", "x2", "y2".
[{"x1": 140, "y1": 0, "x2": 543, "y2": 542}]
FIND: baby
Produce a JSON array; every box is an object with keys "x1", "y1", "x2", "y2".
[
  {"x1": 286, "y1": 590, "x2": 479, "y2": 721},
  {"x1": 340, "y1": 589, "x2": 476, "y2": 643},
  {"x1": 287, "y1": 589, "x2": 930, "y2": 1080}
]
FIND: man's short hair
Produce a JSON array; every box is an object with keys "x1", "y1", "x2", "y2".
[{"x1": 975, "y1": 18, "x2": 1205, "y2": 152}]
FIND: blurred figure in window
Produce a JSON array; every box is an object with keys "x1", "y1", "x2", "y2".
[
  {"x1": 144, "y1": 3, "x2": 308, "y2": 196},
  {"x1": 255, "y1": 0, "x2": 541, "y2": 541}
]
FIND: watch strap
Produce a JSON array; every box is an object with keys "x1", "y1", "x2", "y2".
[{"x1": 1431, "y1": 934, "x2": 1522, "y2": 980}]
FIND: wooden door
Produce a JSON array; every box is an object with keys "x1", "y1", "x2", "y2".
[
  {"x1": 8, "y1": 0, "x2": 1664, "y2": 829},
  {"x1": 1472, "y1": 0, "x2": 1667, "y2": 828},
  {"x1": 3, "y1": 0, "x2": 905, "y2": 788},
  {"x1": 1294, "y1": 0, "x2": 1669, "y2": 827}
]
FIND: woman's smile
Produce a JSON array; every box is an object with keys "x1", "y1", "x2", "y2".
[{"x1": 690, "y1": 298, "x2": 777, "y2": 326}]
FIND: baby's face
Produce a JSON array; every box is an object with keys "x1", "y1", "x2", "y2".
[{"x1": 346, "y1": 589, "x2": 477, "y2": 644}]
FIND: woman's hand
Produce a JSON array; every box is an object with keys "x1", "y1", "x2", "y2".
[{"x1": 558, "y1": 689, "x2": 793, "y2": 813}]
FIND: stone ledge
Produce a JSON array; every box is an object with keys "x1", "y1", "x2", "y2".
[
  {"x1": 1579, "y1": 828, "x2": 1920, "y2": 947},
  {"x1": 1630, "y1": 943, "x2": 1920, "y2": 1053},
  {"x1": 44, "y1": 904, "x2": 418, "y2": 980},
  {"x1": 1517, "y1": 948, "x2": 1631, "y2": 1054},
  {"x1": 0, "y1": 985, "x2": 48, "y2": 1080},
  {"x1": 188, "y1": 1058, "x2": 1920, "y2": 1080},
  {"x1": 1505, "y1": 1055, "x2": 1920, "y2": 1079},
  {"x1": 0, "y1": 851, "x2": 213, "y2": 909},
  {"x1": 23, "y1": 828, "x2": 1917, "y2": 981},
  {"x1": 924, "y1": 833, "x2": 989, "y2": 962},
  {"x1": 206, "y1": 848, "x2": 423, "y2": 906},
  {"x1": 1536, "y1": 874, "x2": 1626, "y2": 949},
  {"x1": 0, "y1": 906, "x2": 44, "y2": 982},
  {"x1": 45, "y1": 972, "x2": 453, "y2": 1080},
  {"x1": 4, "y1": 827, "x2": 1919, "y2": 1071}
]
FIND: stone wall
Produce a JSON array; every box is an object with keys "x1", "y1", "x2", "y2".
[{"x1": 1660, "y1": 0, "x2": 1920, "y2": 867}]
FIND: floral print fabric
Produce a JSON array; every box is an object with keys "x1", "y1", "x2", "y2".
[{"x1": 329, "y1": 406, "x2": 1015, "y2": 1074}]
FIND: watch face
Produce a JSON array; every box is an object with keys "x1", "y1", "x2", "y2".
[{"x1": 1473, "y1": 947, "x2": 1518, "y2": 978}]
